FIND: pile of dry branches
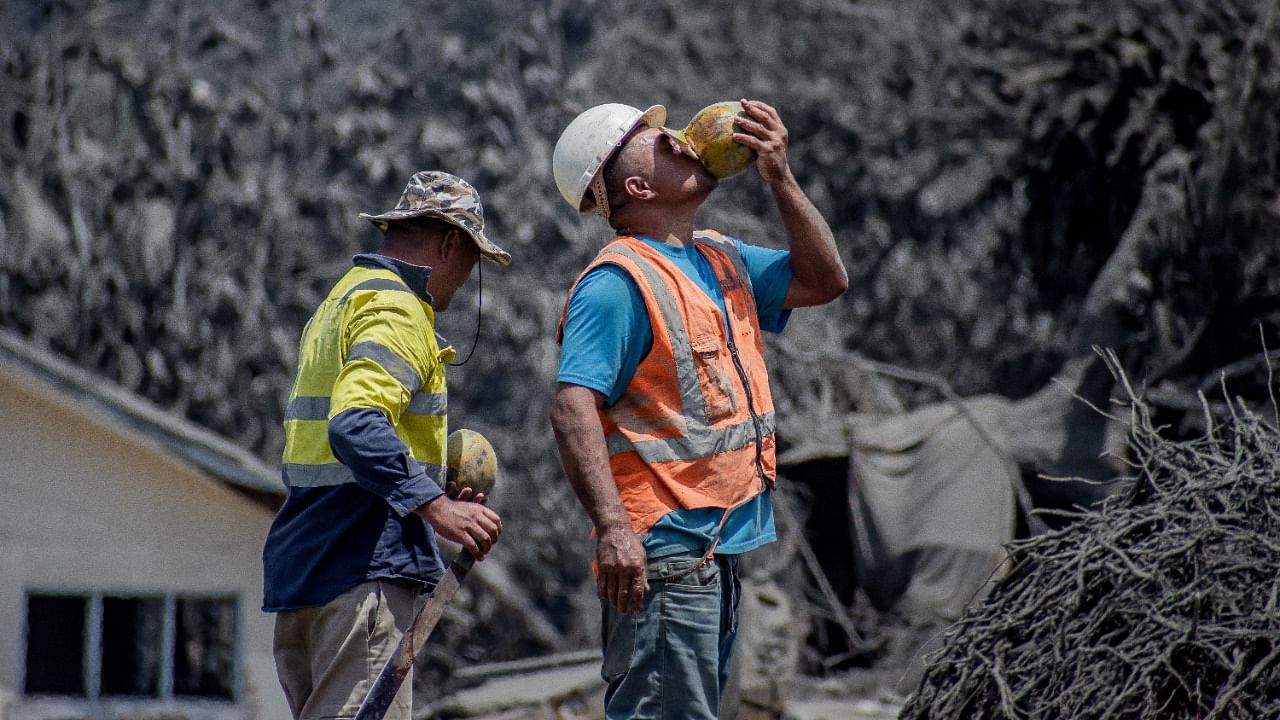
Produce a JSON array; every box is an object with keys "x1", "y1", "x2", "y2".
[{"x1": 901, "y1": 359, "x2": 1280, "y2": 718}]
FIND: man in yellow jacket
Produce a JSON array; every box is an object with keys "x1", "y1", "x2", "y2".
[
  {"x1": 549, "y1": 100, "x2": 847, "y2": 719},
  {"x1": 263, "y1": 171, "x2": 510, "y2": 720}
]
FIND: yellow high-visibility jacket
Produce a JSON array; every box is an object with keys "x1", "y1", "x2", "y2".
[
  {"x1": 264, "y1": 257, "x2": 453, "y2": 611},
  {"x1": 282, "y1": 264, "x2": 453, "y2": 488}
]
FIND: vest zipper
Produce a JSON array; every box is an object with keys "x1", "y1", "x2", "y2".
[{"x1": 723, "y1": 314, "x2": 769, "y2": 490}]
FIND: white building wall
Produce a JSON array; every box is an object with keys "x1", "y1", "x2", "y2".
[{"x1": 0, "y1": 366, "x2": 289, "y2": 720}]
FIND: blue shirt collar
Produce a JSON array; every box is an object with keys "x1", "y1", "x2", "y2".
[
  {"x1": 353, "y1": 253, "x2": 433, "y2": 305},
  {"x1": 633, "y1": 234, "x2": 701, "y2": 258}
]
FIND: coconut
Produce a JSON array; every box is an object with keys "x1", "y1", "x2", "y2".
[
  {"x1": 444, "y1": 428, "x2": 498, "y2": 497},
  {"x1": 674, "y1": 101, "x2": 757, "y2": 178}
]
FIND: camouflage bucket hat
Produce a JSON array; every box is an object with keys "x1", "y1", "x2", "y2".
[{"x1": 359, "y1": 170, "x2": 512, "y2": 265}]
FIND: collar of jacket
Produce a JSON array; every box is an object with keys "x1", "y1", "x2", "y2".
[{"x1": 352, "y1": 253, "x2": 434, "y2": 305}]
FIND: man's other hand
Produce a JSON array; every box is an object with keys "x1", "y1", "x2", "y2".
[{"x1": 597, "y1": 525, "x2": 649, "y2": 614}]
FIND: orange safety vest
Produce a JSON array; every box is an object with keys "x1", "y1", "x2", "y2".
[{"x1": 559, "y1": 232, "x2": 777, "y2": 536}]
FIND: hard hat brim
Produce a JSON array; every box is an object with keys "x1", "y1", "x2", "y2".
[{"x1": 637, "y1": 104, "x2": 667, "y2": 131}]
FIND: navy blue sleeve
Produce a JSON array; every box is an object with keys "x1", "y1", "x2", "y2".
[{"x1": 328, "y1": 407, "x2": 444, "y2": 517}]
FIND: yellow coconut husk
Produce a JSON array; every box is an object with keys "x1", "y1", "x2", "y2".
[
  {"x1": 672, "y1": 101, "x2": 757, "y2": 178},
  {"x1": 445, "y1": 428, "x2": 498, "y2": 496}
]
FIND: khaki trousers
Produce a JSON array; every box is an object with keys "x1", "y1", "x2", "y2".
[{"x1": 273, "y1": 579, "x2": 426, "y2": 720}]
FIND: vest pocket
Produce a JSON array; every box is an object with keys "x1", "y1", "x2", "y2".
[{"x1": 690, "y1": 335, "x2": 739, "y2": 422}]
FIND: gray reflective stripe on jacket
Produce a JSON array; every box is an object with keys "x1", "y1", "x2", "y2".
[
  {"x1": 285, "y1": 391, "x2": 446, "y2": 421},
  {"x1": 285, "y1": 395, "x2": 330, "y2": 422},
  {"x1": 348, "y1": 341, "x2": 422, "y2": 394},
  {"x1": 341, "y1": 277, "x2": 416, "y2": 304},
  {"x1": 343, "y1": 277, "x2": 429, "y2": 393},
  {"x1": 283, "y1": 458, "x2": 446, "y2": 488},
  {"x1": 283, "y1": 462, "x2": 354, "y2": 487},
  {"x1": 598, "y1": 242, "x2": 774, "y2": 464},
  {"x1": 406, "y1": 391, "x2": 447, "y2": 416}
]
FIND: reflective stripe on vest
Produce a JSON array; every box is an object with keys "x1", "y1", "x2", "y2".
[
  {"x1": 601, "y1": 243, "x2": 712, "y2": 427},
  {"x1": 695, "y1": 230, "x2": 756, "y2": 300},
  {"x1": 281, "y1": 266, "x2": 449, "y2": 490},
  {"x1": 604, "y1": 410, "x2": 777, "y2": 463}
]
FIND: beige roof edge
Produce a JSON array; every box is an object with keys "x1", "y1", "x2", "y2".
[{"x1": 0, "y1": 327, "x2": 283, "y2": 497}]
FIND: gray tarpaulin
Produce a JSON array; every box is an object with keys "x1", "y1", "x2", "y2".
[
  {"x1": 775, "y1": 355, "x2": 1126, "y2": 620},
  {"x1": 846, "y1": 397, "x2": 1016, "y2": 618}
]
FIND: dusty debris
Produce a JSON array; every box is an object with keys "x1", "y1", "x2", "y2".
[
  {"x1": 422, "y1": 651, "x2": 604, "y2": 719},
  {"x1": 900, "y1": 355, "x2": 1280, "y2": 718},
  {"x1": 781, "y1": 698, "x2": 901, "y2": 720}
]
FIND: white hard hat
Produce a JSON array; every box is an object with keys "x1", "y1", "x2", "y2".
[{"x1": 552, "y1": 103, "x2": 667, "y2": 216}]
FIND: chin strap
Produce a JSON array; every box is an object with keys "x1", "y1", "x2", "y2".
[
  {"x1": 590, "y1": 173, "x2": 611, "y2": 220},
  {"x1": 447, "y1": 261, "x2": 481, "y2": 367}
]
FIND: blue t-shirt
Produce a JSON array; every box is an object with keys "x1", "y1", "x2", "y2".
[{"x1": 558, "y1": 234, "x2": 793, "y2": 558}]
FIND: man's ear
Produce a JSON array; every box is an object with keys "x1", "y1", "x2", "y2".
[
  {"x1": 439, "y1": 227, "x2": 463, "y2": 261},
  {"x1": 623, "y1": 176, "x2": 655, "y2": 201}
]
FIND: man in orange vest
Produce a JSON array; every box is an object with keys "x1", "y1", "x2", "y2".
[{"x1": 549, "y1": 100, "x2": 848, "y2": 719}]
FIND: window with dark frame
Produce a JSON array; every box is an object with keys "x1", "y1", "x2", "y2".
[
  {"x1": 101, "y1": 596, "x2": 163, "y2": 696},
  {"x1": 174, "y1": 597, "x2": 236, "y2": 698},
  {"x1": 23, "y1": 592, "x2": 237, "y2": 701},
  {"x1": 24, "y1": 595, "x2": 86, "y2": 696}
]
